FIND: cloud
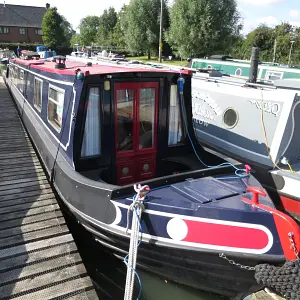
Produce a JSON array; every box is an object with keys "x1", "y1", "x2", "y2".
[
  {"x1": 238, "y1": 0, "x2": 284, "y2": 5},
  {"x1": 256, "y1": 16, "x2": 279, "y2": 26},
  {"x1": 289, "y1": 10, "x2": 300, "y2": 18},
  {"x1": 241, "y1": 16, "x2": 279, "y2": 34}
]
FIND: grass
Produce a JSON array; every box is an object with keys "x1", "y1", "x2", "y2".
[{"x1": 127, "y1": 56, "x2": 188, "y2": 67}]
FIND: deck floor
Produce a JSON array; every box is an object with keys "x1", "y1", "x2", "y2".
[{"x1": 0, "y1": 78, "x2": 98, "y2": 299}]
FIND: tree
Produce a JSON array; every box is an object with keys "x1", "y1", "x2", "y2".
[
  {"x1": 79, "y1": 16, "x2": 100, "y2": 46},
  {"x1": 121, "y1": 0, "x2": 169, "y2": 58},
  {"x1": 70, "y1": 33, "x2": 81, "y2": 47},
  {"x1": 113, "y1": 5, "x2": 128, "y2": 48},
  {"x1": 60, "y1": 16, "x2": 75, "y2": 48},
  {"x1": 239, "y1": 25, "x2": 275, "y2": 61},
  {"x1": 166, "y1": 0, "x2": 242, "y2": 58},
  {"x1": 96, "y1": 7, "x2": 118, "y2": 46},
  {"x1": 42, "y1": 7, "x2": 66, "y2": 49},
  {"x1": 232, "y1": 22, "x2": 299, "y2": 64}
]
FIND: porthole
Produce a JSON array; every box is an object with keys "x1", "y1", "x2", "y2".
[
  {"x1": 223, "y1": 108, "x2": 238, "y2": 129},
  {"x1": 122, "y1": 167, "x2": 129, "y2": 175},
  {"x1": 143, "y1": 163, "x2": 150, "y2": 172},
  {"x1": 235, "y1": 68, "x2": 242, "y2": 76}
]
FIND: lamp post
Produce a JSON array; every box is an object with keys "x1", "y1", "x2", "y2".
[
  {"x1": 158, "y1": 0, "x2": 163, "y2": 63},
  {"x1": 272, "y1": 38, "x2": 277, "y2": 64},
  {"x1": 288, "y1": 40, "x2": 295, "y2": 67}
]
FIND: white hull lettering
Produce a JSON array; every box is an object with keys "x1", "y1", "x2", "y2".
[
  {"x1": 193, "y1": 118, "x2": 209, "y2": 127},
  {"x1": 249, "y1": 100, "x2": 281, "y2": 117}
]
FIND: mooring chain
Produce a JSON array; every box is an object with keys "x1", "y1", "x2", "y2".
[
  {"x1": 288, "y1": 232, "x2": 299, "y2": 260},
  {"x1": 219, "y1": 253, "x2": 256, "y2": 271}
]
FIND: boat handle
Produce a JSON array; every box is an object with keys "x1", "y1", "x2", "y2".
[{"x1": 246, "y1": 187, "x2": 266, "y2": 205}]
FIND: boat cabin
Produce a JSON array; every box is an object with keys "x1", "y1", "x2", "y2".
[{"x1": 7, "y1": 57, "x2": 214, "y2": 186}]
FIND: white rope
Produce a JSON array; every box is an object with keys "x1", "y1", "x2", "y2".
[{"x1": 124, "y1": 184, "x2": 149, "y2": 300}]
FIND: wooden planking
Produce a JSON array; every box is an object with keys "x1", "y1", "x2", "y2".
[{"x1": 0, "y1": 79, "x2": 98, "y2": 299}]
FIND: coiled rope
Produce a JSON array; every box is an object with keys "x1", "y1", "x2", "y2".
[
  {"x1": 124, "y1": 184, "x2": 150, "y2": 300},
  {"x1": 255, "y1": 259, "x2": 300, "y2": 299}
]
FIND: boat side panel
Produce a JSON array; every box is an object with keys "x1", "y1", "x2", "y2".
[
  {"x1": 6, "y1": 67, "x2": 118, "y2": 224},
  {"x1": 192, "y1": 77, "x2": 296, "y2": 166}
]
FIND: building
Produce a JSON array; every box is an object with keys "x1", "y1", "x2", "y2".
[{"x1": 0, "y1": 3, "x2": 50, "y2": 44}]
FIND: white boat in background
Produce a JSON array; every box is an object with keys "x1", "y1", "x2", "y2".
[{"x1": 192, "y1": 48, "x2": 300, "y2": 219}]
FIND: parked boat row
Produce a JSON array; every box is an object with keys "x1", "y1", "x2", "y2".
[
  {"x1": 191, "y1": 54, "x2": 300, "y2": 82},
  {"x1": 2, "y1": 51, "x2": 300, "y2": 299}
]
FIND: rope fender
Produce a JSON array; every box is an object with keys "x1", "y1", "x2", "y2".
[{"x1": 254, "y1": 259, "x2": 300, "y2": 299}]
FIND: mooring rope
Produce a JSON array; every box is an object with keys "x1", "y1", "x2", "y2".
[
  {"x1": 255, "y1": 259, "x2": 300, "y2": 299},
  {"x1": 124, "y1": 184, "x2": 150, "y2": 300}
]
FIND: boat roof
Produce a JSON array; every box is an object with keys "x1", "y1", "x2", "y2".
[
  {"x1": 10, "y1": 58, "x2": 191, "y2": 76},
  {"x1": 194, "y1": 57, "x2": 300, "y2": 70}
]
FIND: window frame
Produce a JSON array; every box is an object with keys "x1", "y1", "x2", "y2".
[
  {"x1": 80, "y1": 86, "x2": 102, "y2": 158},
  {"x1": 168, "y1": 84, "x2": 185, "y2": 147},
  {"x1": 35, "y1": 29, "x2": 42, "y2": 35},
  {"x1": 47, "y1": 84, "x2": 65, "y2": 133},
  {"x1": 0, "y1": 27, "x2": 9, "y2": 34},
  {"x1": 19, "y1": 28, "x2": 25, "y2": 35},
  {"x1": 19, "y1": 70, "x2": 24, "y2": 93},
  {"x1": 34, "y1": 77, "x2": 43, "y2": 112},
  {"x1": 265, "y1": 71, "x2": 283, "y2": 81}
]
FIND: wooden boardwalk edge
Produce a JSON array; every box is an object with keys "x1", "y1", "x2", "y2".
[{"x1": 0, "y1": 77, "x2": 98, "y2": 299}]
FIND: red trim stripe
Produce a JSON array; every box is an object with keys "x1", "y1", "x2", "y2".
[
  {"x1": 242, "y1": 197, "x2": 300, "y2": 260},
  {"x1": 280, "y1": 196, "x2": 300, "y2": 214},
  {"x1": 182, "y1": 220, "x2": 269, "y2": 250}
]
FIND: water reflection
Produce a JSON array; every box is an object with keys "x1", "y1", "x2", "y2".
[{"x1": 67, "y1": 214, "x2": 224, "y2": 300}]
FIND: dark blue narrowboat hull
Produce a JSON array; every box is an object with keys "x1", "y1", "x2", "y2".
[{"x1": 4, "y1": 60, "x2": 300, "y2": 299}]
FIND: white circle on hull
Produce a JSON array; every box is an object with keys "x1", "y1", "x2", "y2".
[
  {"x1": 111, "y1": 203, "x2": 122, "y2": 226},
  {"x1": 166, "y1": 217, "x2": 188, "y2": 241}
]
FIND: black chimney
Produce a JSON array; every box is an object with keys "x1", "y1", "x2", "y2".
[
  {"x1": 54, "y1": 56, "x2": 66, "y2": 69},
  {"x1": 248, "y1": 47, "x2": 260, "y2": 83},
  {"x1": 46, "y1": 3, "x2": 50, "y2": 9}
]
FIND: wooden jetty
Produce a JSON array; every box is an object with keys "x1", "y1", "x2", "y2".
[{"x1": 0, "y1": 77, "x2": 98, "y2": 299}]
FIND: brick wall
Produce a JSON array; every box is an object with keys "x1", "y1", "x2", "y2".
[{"x1": 0, "y1": 26, "x2": 43, "y2": 43}]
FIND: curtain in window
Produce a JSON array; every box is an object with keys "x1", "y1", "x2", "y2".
[
  {"x1": 81, "y1": 87, "x2": 101, "y2": 157},
  {"x1": 168, "y1": 85, "x2": 182, "y2": 145}
]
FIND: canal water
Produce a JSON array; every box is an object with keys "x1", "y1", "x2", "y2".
[{"x1": 67, "y1": 213, "x2": 225, "y2": 300}]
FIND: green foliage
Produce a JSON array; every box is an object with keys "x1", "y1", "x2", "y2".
[
  {"x1": 120, "y1": 0, "x2": 169, "y2": 56},
  {"x1": 61, "y1": 16, "x2": 75, "y2": 48},
  {"x1": 231, "y1": 22, "x2": 300, "y2": 65},
  {"x1": 78, "y1": 16, "x2": 100, "y2": 46},
  {"x1": 70, "y1": 34, "x2": 81, "y2": 47},
  {"x1": 166, "y1": 0, "x2": 242, "y2": 58},
  {"x1": 42, "y1": 7, "x2": 69, "y2": 49},
  {"x1": 96, "y1": 7, "x2": 118, "y2": 46}
]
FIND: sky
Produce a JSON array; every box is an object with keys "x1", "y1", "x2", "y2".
[{"x1": 2, "y1": 0, "x2": 300, "y2": 35}]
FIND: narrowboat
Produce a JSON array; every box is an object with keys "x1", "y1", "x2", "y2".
[
  {"x1": 4, "y1": 55, "x2": 300, "y2": 299},
  {"x1": 191, "y1": 55, "x2": 300, "y2": 82},
  {"x1": 191, "y1": 49, "x2": 300, "y2": 221}
]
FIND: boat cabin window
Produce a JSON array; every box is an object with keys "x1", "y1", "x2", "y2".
[
  {"x1": 139, "y1": 88, "x2": 156, "y2": 149},
  {"x1": 116, "y1": 89, "x2": 134, "y2": 151},
  {"x1": 19, "y1": 70, "x2": 24, "y2": 93},
  {"x1": 265, "y1": 71, "x2": 283, "y2": 81},
  {"x1": 47, "y1": 86, "x2": 64, "y2": 132},
  {"x1": 168, "y1": 84, "x2": 184, "y2": 146},
  {"x1": 81, "y1": 87, "x2": 101, "y2": 157},
  {"x1": 34, "y1": 78, "x2": 43, "y2": 112}
]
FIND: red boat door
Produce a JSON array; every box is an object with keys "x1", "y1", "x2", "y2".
[{"x1": 114, "y1": 82, "x2": 159, "y2": 185}]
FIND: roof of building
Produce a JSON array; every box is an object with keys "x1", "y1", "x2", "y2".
[
  {"x1": 0, "y1": 4, "x2": 46, "y2": 28},
  {"x1": 11, "y1": 58, "x2": 191, "y2": 76}
]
